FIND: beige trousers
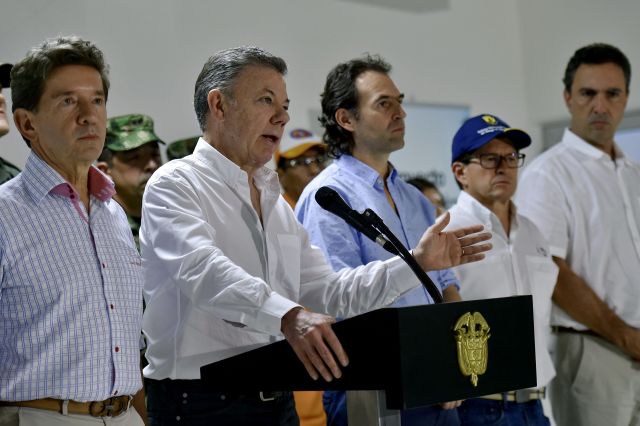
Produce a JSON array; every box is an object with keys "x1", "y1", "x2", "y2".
[
  {"x1": 0, "y1": 406, "x2": 144, "y2": 426},
  {"x1": 550, "y1": 332, "x2": 640, "y2": 426}
]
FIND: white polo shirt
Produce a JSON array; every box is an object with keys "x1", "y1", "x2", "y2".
[
  {"x1": 447, "y1": 191, "x2": 558, "y2": 387},
  {"x1": 516, "y1": 129, "x2": 640, "y2": 330}
]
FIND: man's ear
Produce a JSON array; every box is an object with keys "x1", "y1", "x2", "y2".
[
  {"x1": 563, "y1": 89, "x2": 572, "y2": 110},
  {"x1": 207, "y1": 89, "x2": 226, "y2": 120},
  {"x1": 452, "y1": 162, "x2": 467, "y2": 188},
  {"x1": 335, "y1": 108, "x2": 356, "y2": 132},
  {"x1": 13, "y1": 108, "x2": 38, "y2": 146},
  {"x1": 96, "y1": 161, "x2": 111, "y2": 176}
]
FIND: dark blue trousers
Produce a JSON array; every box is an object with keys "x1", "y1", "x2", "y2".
[
  {"x1": 458, "y1": 399, "x2": 550, "y2": 426},
  {"x1": 146, "y1": 378, "x2": 299, "y2": 426},
  {"x1": 324, "y1": 390, "x2": 460, "y2": 426}
]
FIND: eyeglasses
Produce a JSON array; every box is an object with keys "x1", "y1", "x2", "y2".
[
  {"x1": 282, "y1": 155, "x2": 329, "y2": 169},
  {"x1": 466, "y1": 153, "x2": 525, "y2": 169}
]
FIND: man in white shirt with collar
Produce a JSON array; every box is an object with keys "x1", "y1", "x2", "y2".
[
  {"x1": 447, "y1": 114, "x2": 558, "y2": 425},
  {"x1": 139, "y1": 46, "x2": 491, "y2": 425},
  {"x1": 517, "y1": 43, "x2": 640, "y2": 426}
]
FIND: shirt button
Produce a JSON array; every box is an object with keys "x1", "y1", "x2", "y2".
[
  {"x1": 113, "y1": 390, "x2": 118, "y2": 395},
  {"x1": 182, "y1": 393, "x2": 188, "y2": 398},
  {"x1": 115, "y1": 346, "x2": 120, "y2": 353},
  {"x1": 176, "y1": 416, "x2": 181, "y2": 421},
  {"x1": 110, "y1": 304, "x2": 114, "y2": 310},
  {"x1": 102, "y1": 263, "x2": 106, "y2": 268}
]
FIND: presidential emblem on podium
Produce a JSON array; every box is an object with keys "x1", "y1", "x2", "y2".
[{"x1": 454, "y1": 311, "x2": 491, "y2": 386}]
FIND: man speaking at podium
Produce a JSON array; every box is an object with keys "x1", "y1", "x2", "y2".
[{"x1": 139, "y1": 46, "x2": 491, "y2": 425}]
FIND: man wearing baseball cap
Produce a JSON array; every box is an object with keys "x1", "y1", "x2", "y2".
[
  {"x1": 275, "y1": 127, "x2": 327, "y2": 208},
  {"x1": 98, "y1": 113, "x2": 164, "y2": 249},
  {"x1": 447, "y1": 114, "x2": 558, "y2": 425},
  {"x1": 0, "y1": 63, "x2": 21, "y2": 185}
]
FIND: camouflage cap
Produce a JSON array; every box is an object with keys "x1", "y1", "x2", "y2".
[
  {"x1": 105, "y1": 114, "x2": 165, "y2": 151},
  {"x1": 166, "y1": 136, "x2": 199, "y2": 161}
]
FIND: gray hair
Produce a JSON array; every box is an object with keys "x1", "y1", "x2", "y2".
[{"x1": 193, "y1": 46, "x2": 287, "y2": 132}]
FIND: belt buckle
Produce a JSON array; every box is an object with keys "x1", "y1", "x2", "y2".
[
  {"x1": 515, "y1": 389, "x2": 530, "y2": 403},
  {"x1": 259, "y1": 392, "x2": 283, "y2": 402},
  {"x1": 259, "y1": 391, "x2": 276, "y2": 402},
  {"x1": 89, "y1": 396, "x2": 129, "y2": 417}
]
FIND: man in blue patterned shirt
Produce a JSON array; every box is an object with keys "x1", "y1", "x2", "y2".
[{"x1": 0, "y1": 36, "x2": 146, "y2": 425}]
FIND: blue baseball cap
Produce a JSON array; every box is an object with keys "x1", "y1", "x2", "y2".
[{"x1": 451, "y1": 114, "x2": 531, "y2": 163}]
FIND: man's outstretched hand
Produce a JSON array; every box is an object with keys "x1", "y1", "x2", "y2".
[{"x1": 413, "y1": 212, "x2": 492, "y2": 271}]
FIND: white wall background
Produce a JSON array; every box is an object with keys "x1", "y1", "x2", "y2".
[
  {"x1": 518, "y1": 0, "x2": 640, "y2": 126},
  {"x1": 1, "y1": 0, "x2": 638, "y2": 173}
]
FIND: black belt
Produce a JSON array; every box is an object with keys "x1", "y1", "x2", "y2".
[
  {"x1": 552, "y1": 326, "x2": 599, "y2": 338},
  {"x1": 146, "y1": 378, "x2": 288, "y2": 403},
  {"x1": 222, "y1": 391, "x2": 287, "y2": 402}
]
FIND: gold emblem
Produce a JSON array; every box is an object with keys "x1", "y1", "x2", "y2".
[
  {"x1": 481, "y1": 115, "x2": 497, "y2": 125},
  {"x1": 454, "y1": 312, "x2": 490, "y2": 386}
]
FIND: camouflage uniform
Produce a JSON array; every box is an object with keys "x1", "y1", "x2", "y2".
[
  {"x1": 127, "y1": 213, "x2": 142, "y2": 252},
  {"x1": 105, "y1": 114, "x2": 164, "y2": 252},
  {"x1": 0, "y1": 157, "x2": 20, "y2": 185},
  {"x1": 166, "y1": 136, "x2": 199, "y2": 161}
]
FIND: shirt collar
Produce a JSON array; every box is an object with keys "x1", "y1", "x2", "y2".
[
  {"x1": 88, "y1": 167, "x2": 116, "y2": 201},
  {"x1": 22, "y1": 151, "x2": 115, "y2": 203},
  {"x1": 192, "y1": 137, "x2": 280, "y2": 195},
  {"x1": 562, "y1": 128, "x2": 629, "y2": 164},
  {"x1": 336, "y1": 155, "x2": 397, "y2": 188},
  {"x1": 455, "y1": 190, "x2": 518, "y2": 236}
]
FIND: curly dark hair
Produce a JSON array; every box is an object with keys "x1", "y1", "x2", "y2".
[
  {"x1": 563, "y1": 43, "x2": 631, "y2": 93},
  {"x1": 320, "y1": 55, "x2": 391, "y2": 158}
]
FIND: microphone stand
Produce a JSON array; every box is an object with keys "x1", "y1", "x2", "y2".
[{"x1": 362, "y1": 209, "x2": 444, "y2": 304}]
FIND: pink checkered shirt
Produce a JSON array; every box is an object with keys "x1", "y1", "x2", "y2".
[{"x1": 0, "y1": 152, "x2": 143, "y2": 401}]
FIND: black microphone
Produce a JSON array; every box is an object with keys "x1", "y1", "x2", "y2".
[
  {"x1": 315, "y1": 186, "x2": 444, "y2": 304},
  {"x1": 314, "y1": 187, "x2": 398, "y2": 255}
]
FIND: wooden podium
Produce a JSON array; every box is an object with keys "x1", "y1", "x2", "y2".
[{"x1": 201, "y1": 296, "x2": 536, "y2": 424}]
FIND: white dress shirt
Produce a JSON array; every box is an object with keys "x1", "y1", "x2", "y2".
[
  {"x1": 516, "y1": 129, "x2": 640, "y2": 330},
  {"x1": 447, "y1": 191, "x2": 558, "y2": 387},
  {"x1": 140, "y1": 139, "x2": 420, "y2": 380}
]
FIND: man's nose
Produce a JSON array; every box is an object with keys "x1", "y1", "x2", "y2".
[
  {"x1": 77, "y1": 99, "x2": 99, "y2": 125},
  {"x1": 592, "y1": 92, "x2": 608, "y2": 113}
]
